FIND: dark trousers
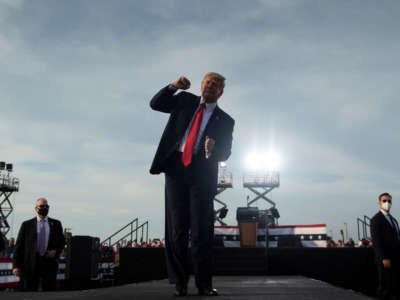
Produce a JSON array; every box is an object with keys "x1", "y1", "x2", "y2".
[
  {"x1": 20, "y1": 254, "x2": 58, "y2": 291},
  {"x1": 377, "y1": 259, "x2": 400, "y2": 300},
  {"x1": 164, "y1": 152, "x2": 216, "y2": 289}
]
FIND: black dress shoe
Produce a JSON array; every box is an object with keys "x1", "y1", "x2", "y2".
[
  {"x1": 198, "y1": 288, "x2": 219, "y2": 296},
  {"x1": 174, "y1": 286, "x2": 188, "y2": 297}
]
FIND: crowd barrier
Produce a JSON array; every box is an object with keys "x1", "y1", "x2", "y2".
[{"x1": 0, "y1": 258, "x2": 114, "y2": 289}]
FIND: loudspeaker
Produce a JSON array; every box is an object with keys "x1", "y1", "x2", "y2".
[{"x1": 66, "y1": 236, "x2": 100, "y2": 280}]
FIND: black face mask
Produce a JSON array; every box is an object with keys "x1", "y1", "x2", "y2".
[{"x1": 38, "y1": 207, "x2": 49, "y2": 217}]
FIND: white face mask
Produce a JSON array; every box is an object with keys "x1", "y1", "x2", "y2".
[{"x1": 382, "y1": 201, "x2": 392, "y2": 212}]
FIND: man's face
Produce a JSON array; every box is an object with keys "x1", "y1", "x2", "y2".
[
  {"x1": 379, "y1": 195, "x2": 392, "y2": 212},
  {"x1": 201, "y1": 75, "x2": 224, "y2": 103},
  {"x1": 35, "y1": 198, "x2": 49, "y2": 217}
]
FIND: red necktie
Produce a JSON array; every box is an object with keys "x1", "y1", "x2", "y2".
[{"x1": 182, "y1": 103, "x2": 206, "y2": 166}]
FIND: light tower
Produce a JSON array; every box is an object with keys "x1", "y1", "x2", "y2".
[
  {"x1": 243, "y1": 152, "x2": 281, "y2": 226},
  {"x1": 0, "y1": 161, "x2": 20, "y2": 236},
  {"x1": 214, "y1": 162, "x2": 232, "y2": 225}
]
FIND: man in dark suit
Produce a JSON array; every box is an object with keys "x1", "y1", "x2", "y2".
[
  {"x1": 150, "y1": 73, "x2": 234, "y2": 296},
  {"x1": 13, "y1": 197, "x2": 65, "y2": 291},
  {"x1": 371, "y1": 192, "x2": 400, "y2": 300}
]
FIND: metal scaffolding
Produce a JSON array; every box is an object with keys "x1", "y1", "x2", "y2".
[
  {"x1": 214, "y1": 165, "x2": 233, "y2": 225},
  {"x1": 243, "y1": 171, "x2": 280, "y2": 226},
  {"x1": 0, "y1": 162, "x2": 19, "y2": 236}
]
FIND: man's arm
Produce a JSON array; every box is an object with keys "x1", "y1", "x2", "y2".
[
  {"x1": 371, "y1": 216, "x2": 389, "y2": 263},
  {"x1": 150, "y1": 76, "x2": 190, "y2": 113},
  {"x1": 12, "y1": 221, "x2": 26, "y2": 275},
  {"x1": 55, "y1": 221, "x2": 66, "y2": 257},
  {"x1": 47, "y1": 220, "x2": 65, "y2": 258}
]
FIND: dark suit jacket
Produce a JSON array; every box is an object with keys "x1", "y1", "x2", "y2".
[
  {"x1": 149, "y1": 85, "x2": 234, "y2": 179},
  {"x1": 371, "y1": 211, "x2": 400, "y2": 263},
  {"x1": 0, "y1": 231, "x2": 5, "y2": 252},
  {"x1": 13, "y1": 217, "x2": 65, "y2": 276}
]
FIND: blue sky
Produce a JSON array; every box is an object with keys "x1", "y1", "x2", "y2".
[{"x1": 1, "y1": 0, "x2": 400, "y2": 242}]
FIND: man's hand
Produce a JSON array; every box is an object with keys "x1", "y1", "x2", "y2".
[
  {"x1": 383, "y1": 258, "x2": 392, "y2": 268},
  {"x1": 205, "y1": 136, "x2": 215, "y2": 158},
  {"x1": 46, "y1": 249, "x2": 57, "y2": 258},
  {"x1": 172, "y1": 76, "x2": 191, "y2": 90},
  {"x1": 12, "y1": 268, "x2": 21, "y2": 277}
]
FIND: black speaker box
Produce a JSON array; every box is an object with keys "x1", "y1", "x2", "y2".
[{"x1": 66, "y1": 236, "x2": 100, "y2": 280}]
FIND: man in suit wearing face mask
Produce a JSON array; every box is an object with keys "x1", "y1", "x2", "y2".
[
  {"x1": 12, "y1": 198, "x2": 65, "y2": 291},
  {"x1": 371, "y1": 192, "x2": 400, "y2": 300}
]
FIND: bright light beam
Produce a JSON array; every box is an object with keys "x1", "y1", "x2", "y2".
[
  {"x1": 263, "y1": 151, "x2": 281, "y2": 171},
  {"x1": 245, "y1": 151, "x2": 282, "y2": 172}
]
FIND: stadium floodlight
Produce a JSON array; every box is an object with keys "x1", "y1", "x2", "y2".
[{"x1": 6, "y1": 164, "x2": 13, "y2": 172}]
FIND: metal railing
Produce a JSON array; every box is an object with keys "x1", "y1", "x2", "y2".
[
  {"x1": 243, "y1": 172, "x2": 280, "y2": 187},
  {"x1": 357, "y1": 215, "x2": 371, "y2": 241},
  {"x1": 101, "y1": 218, "x2": 149, "y2": 247}
]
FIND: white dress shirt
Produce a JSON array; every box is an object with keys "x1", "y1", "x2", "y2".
[
  {"x1": 179, "y1": 99, "x2": 216, "y2": 154},
  {"x1": 36, "y1": 216, "x2": 50, "y2": 253}
]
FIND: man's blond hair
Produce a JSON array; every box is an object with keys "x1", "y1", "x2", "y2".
[{"x1": 203, "y1": 72, "x2": 226, "y2": 88}]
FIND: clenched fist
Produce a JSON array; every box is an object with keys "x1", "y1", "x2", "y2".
[
  {"x1": 172, "y1": 76, "x2": 191, "y2": 90},
  {"x1": 383, "y1": 259, "x2": 392, "y2": 268},
  {"x1": 205, "y1": 136, "x2": 215, "y2": 158},
  {"x1": 13, "y1": 268, "x2": 21, "y2": 277}
]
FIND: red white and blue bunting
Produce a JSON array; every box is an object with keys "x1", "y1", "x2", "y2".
[{"x1": 215, "y1": 224, "x2": 327, "y2": 248}]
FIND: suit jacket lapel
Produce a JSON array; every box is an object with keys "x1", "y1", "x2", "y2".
[
  {"x1": 390, "y1": 215, "x2": 400, "y2": 237},
  {"x1": 392, "y1": 216, "x2": 399, "y2": 228},
  {"x1": 48, "y1": 218, "x2": 54, "y2": 247},
  {"x1": 31, "y1": 218, "x2": 38, "y2": 250},
  {"x1": 380, "y1": 211, "x2": 399, "y2": 238},
  {"x1": 203, "y1": 105, "x2": 221, "y2": 138}
]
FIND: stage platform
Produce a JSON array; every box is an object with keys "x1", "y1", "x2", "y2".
[{"x1": 3, "y1": 276, "x2": 372, "y2": 300}]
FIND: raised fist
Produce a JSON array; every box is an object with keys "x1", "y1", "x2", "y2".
[{"x1": 172, "y1": 76, "x2": 191, "y2": 90}]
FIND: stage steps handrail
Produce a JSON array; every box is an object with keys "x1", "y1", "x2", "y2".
[
  {"x1": 101, "y1": 218, "x2": 149, "y2": 247},
  {"x1": 357, "y1": 215, "x2": 371, "y2": 241}
]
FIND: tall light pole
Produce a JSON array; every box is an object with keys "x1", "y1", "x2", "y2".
[{"x1": 344, "y1": 222, "x2": 348, "y2": 241}]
